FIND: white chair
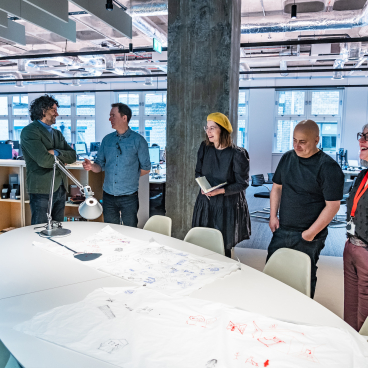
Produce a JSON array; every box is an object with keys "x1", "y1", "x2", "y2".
[
  {"x1": 143, "y1": 215, "x2": 172, "y2": 237},
  {"x1": 183, "y1": 227, "x2": 225, "y2": 255},
  {"x1": 359, "y1": 317, "x2": 368, "y2": 337},
  {"x1": 263, "y1": 248, "x2": 311, "y2": 297}
]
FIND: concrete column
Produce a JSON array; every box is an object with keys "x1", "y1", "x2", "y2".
[{"x1": 166, "y1": 0, "x2": 241, "y2": 239}]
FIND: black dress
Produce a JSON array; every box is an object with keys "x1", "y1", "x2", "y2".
[{"x1": 192, "y1": 141, "x2": 251, "y2": 251}]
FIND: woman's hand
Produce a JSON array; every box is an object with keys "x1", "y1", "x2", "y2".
[{"x1": 206, "y1": 188, "x2": 225, "y2": 197}]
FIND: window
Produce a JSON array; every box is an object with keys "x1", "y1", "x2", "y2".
[
  {"x1": 53, "y1": 93, "x2": 96, "y2": 151},
  {"x1": 238, "y1": 90, "x2": 249, "y2": 148},
  {"x1": 117, "y1": 91, "x2": 167, "y2": 149},
  {"x1": 275, "y1": 89, "x2": 343, "y2": 153}
]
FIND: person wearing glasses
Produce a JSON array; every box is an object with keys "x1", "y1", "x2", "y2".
[
  {"x1": 83, "y1": 103, "x2": 151, "y2": 227},
  {"x1": 344, "y1": 124, "x2": 368, "y2": 332},
  {"x1": 267, "y1": 119, "x2": 344, "y2": 299},
  {"x1": 192, "y1": 112, "x2": 251, "y2": 258}
]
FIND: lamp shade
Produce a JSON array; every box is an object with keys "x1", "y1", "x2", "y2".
[{"x1": 79, "y1": 197, "x2": 103, "y2": 220}]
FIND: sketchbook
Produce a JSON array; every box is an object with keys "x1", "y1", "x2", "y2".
[{"x1": 196, "y1": 176, "x2": 227, "y2": 194}]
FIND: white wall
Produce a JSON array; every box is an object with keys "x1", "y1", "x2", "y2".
[{"x1": 248, "y1": 89, "x2": 275, "y2": 177}]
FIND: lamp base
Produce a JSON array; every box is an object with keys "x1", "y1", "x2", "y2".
[{"x1": 40, "y1": 227, "x2": 71, "y2": 237}]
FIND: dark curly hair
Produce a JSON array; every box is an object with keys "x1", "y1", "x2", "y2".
[{"x1": 29, "y1": 94, "x2": 59, "y2": 121}]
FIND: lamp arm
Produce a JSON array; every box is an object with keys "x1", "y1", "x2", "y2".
[{"x1": 54, "y1": 157, "x2": 84, "y2": 190}]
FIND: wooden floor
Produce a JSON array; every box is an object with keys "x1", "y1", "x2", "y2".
[{"x1": 233, "y1": 247, "x2": 344, "y2": 318}]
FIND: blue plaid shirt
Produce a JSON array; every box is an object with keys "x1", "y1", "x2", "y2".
[{"x1": 95, "y1": 128, "x2": 151, "y2": 196}]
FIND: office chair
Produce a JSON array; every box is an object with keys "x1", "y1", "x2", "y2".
[
  {"x1": 263, "y1": 248, "x2": 311, "y2": 297},
  {"x1": 0, "y1": 340, "x2": 22, "y2": 368},
  {"x1": 250, "y1": 174, "x2": 272, "y2": 220},
  {"x1": 329, "y1": 180, "x2": 354, "y2": 227},
  {"x1": 184, "y1": 227, "x2": 225, "y2": 255},
  {"x1": 143, "y1": 215, "x2": 172, "y2": 237},
  {"x1": 359, "y1": 317, "x2": 368, "y2": 337}
]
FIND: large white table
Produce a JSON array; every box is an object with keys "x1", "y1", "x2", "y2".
[{"x1": 0, "y1": 223, "x2": 367, "y2": 367}]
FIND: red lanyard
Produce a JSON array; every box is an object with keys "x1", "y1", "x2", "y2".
[{"x1": 351, "y1": 172, "x2": 368, "y2": 218}]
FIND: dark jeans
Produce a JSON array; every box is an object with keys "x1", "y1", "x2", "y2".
[
  {"x1": 103, "y1": 191, "x2": 139, "y2": 227},
  {"x1": 266, "y1": 227, "x2": 327, "y2": 299},
  {"x1": 29, "y1": 185, "x2": 66, "y2": 225}
]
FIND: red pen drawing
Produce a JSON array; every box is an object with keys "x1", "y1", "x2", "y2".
[
  {"x1": 186, "y1": 315, "x2": 217, "y2": 328},
  {"x1": 245, "y1": 356, "x2": 259, "y2": 366},
  {"x1": 258, "y1": 336, "x2": 286, "y2": 348},
  {"x1": 234, "y1": 352, "x2": 240, "y2": 360},
  {"x1": 226, "y1": 321, "x2": 247, "y2": 335},
  {"x1": 291, "y1": 345, "x2": 320, "y2": 364},
  {"x1": 264, "y1": 359, "x2": 270, "y2": 367}
]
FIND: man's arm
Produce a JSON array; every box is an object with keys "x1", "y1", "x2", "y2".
[
  {"x1": 140, "y1": 169, "x2": 150, "y2": 176},
  {"x1": 269, "y1": 183, "x2": 282, "y2": 232},
  {"x1": 302, "y1": 200, "x2": 340, "y2": 241},
  {"x1": 82, "y1": 158, "x2": 102, "y2": 173}
]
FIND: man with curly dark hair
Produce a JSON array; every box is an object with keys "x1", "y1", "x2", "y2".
[{"x1": 21, "y1": 94, "x2": 76, "y2": 225}]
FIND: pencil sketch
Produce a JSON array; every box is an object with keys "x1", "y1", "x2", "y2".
[
  {"x1": 98, "y1": 339, "x2": 128, "y2": 354},
  {"x1": 98, "y1": 305, "x2": 116, "y2": 320},
  {"x1": 205, "y1": 359, "x2": 218, "y2": 367}
]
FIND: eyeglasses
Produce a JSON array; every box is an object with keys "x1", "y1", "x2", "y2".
[
  {"x1": 116, "y1": 142, "x2": 122, "y2": 155},
  {"x1": 204, "y1": 126, "x2": 218, "y2": 133},
  {"x1": 357, "y1": 132, "x2": 368, "y2": 142}
]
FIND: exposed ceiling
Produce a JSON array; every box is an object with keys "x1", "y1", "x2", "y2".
[{"x1": 0, "y1": 0, "x2": 367, "y2": 85}]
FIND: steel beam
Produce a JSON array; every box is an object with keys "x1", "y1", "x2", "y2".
[
  {"x1": 0, "y1": 0, "x2": 76, "y2": 42},
  {"x1": 69, "y1": 0, "x2": 132, "y2": 39},
  {"x1": 23, "y1": 0, "x2": 69, "y2": 23},
  {"x1": 0, "y1": 19, "x2": 26, "y2": 45},
  {"x1": 0, "y1": 10, "x2": 7, "y2": 28}
]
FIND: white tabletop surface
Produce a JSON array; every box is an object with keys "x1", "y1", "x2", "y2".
[{"x1": 0, "y1": 222, "x2": 367, "y2": 367}]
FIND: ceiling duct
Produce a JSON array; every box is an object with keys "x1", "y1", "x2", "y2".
[
  {"x1": 240, "y1": 63, "x2": 251, "y2": 80},
  {"x1": 132, "y1": 17, "x2": 167, "y2": 47},
  {"x1": 280, "y1": 60, "x2": 289, "y2": 76},
  {"x1": 332, "y1": 43, "x2": 349, "y2": 79},
  {"x1": 78, "y1": 47, "x2": 116, "y2": 70},
  {"x1": 241, "y1": 1, "x2": 368, "y2": 34},
  {"x1": 127, "y1": 2, "x2": 168, "y2": 17}
]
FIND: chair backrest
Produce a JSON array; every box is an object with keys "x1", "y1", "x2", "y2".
[
  {"x1": 143, "y1": 215, "x2": 172, "y2": 237},
  {"x1": 251, "y1": 174, "x2": 265, "y2": 187},
  {"x1": 0, "y1": 340, "x2": 22, "y2": 368},
  {"x1": 263, "y1": 248, "x2": 311, "y2": 297},
  {"x1": 267, "y1": 173, "x2": 274, "y2": 182},
  {"x1": 343, "y1": 180, "x2": 354, "y2": 195},
  {"x1": 359, "y1": 317, "x2": 368, "y2": 336},
  {"x1": 184, "y1": 227, "x2": 225, "y2": 255}
]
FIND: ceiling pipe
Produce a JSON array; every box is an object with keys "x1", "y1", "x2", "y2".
[
  {"x1": 280, "y1": 60, "x2": 289, "y2": 77},
  {"x1": 241, "y1": 2, "x2": 368, "y2": 34},
  {"x1": 127, "y1": 2, "x2": 168, "y2": 17},
  {"x1": 131, "y1": 16, "x2": 167, "y2": 47}
]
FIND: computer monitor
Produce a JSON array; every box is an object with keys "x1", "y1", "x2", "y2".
[
  {"x1": 0, "y1": 144, "x2": 12, "y2": 159},
  {"x1": 75, "y1": 143, "x2": 87, "y2": 155},
  {"x1": 90, "y1": 142, "x2": 100, "y2": 152},
  {"x1": 149, "y1": 146, "x2": 160, "y2": 164},
  {"x1": 12, "y1": 140, "x2": 19, "y2": 149}
]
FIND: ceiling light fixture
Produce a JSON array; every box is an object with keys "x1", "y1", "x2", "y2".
[
  {"x1": 106, "y1": 0, "x2": 114, "y2": 11},
  {"x1": 291, "y1": 1, "x2": 297, "y2": 19}
]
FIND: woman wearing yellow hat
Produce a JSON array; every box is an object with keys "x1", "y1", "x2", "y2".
[{"x1": 192, "y1": 112, "x2": 251, "y2": 258}]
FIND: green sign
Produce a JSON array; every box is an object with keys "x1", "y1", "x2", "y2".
[{"x1": 153, "y1": 38, "x2": 162, "y2": 54}]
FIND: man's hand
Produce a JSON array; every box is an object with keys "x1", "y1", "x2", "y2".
[
  {"x1": 269, "y1": 216, "x2": 279, "y2": 232},
  {"x1": 47, "y1": 149, "x2": 54, "y2": 155},
  {"x1": 82, "y1": 158, "x2": 93, "y2": 171},
  {"x1": 206, "y1": 188, "x2": 225, "y2": 197},
  {"x1": 302, "y1": 230, "x2": 315, "y2": 242}
]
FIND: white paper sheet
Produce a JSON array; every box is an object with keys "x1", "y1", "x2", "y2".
[
  {"x1": 15, "y1": 287, "x2": 368, "y2": 368},
  {"x1": 33, "y1": 226, "x2": 240, "y2": 295}
]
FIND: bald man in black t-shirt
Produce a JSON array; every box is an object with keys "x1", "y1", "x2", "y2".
[{"x1": 266, "y1": 120, "x2": 344, "y2": 298}]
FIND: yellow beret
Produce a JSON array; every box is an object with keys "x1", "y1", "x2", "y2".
[{"x1": 207, "y1": 112, "x2": 233, "y2": 133}]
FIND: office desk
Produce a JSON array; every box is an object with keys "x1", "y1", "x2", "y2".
[
  {"x1": 343, "y1": 169, "x2": 362, "y2": 180},
  {"x1": 0, "y1": 222, "x2": 367, "y2": 367}
]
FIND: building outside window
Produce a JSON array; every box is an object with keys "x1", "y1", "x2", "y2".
[
  {"x1": 117, "y1": 91, "x2": 167, "y2": 149},
  {"x1": 274, "y1": 89, "x2": 343, "y2": 153},
  {"x1": 53, "y1": 93, "x2": 96, "y2": 151}
]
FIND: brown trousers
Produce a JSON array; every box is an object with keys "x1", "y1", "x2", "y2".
[{"x1": 343, "y1": 239, "x2": 368, "y2": 331}]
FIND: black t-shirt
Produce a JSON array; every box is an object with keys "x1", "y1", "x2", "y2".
[{"x1": 273, "y1": 150, "x2": 344, "y2": 233}]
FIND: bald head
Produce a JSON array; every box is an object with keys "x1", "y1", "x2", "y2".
[
  {"x1": 293, "y1": 120, "x2": 320, "y2": 158},
  {"x1": 294, "y1": 120, "x2": 319, "y2": 138}
]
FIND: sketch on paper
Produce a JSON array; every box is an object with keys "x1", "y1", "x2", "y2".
[
  {"x1": 33, "y1": 226, "x2": 239, "y2": 295},
  {"x1": 98, "y1": 339, "x2": 128, "y2": 354},
  {"x1": 98, "y1": 305, "x2": 116, "y2": 320},
  {"x1": 15, "y1": 287, "x2": 368, "y2": 368}
]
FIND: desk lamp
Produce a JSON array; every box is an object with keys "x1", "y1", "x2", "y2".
[{"x1": 40, "y1": 156, "x2": 102, "y2": 237}]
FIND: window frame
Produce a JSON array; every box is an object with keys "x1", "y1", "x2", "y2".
[{"x1": 274, "y1": 89, "x2": 343, "y2": 154}]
